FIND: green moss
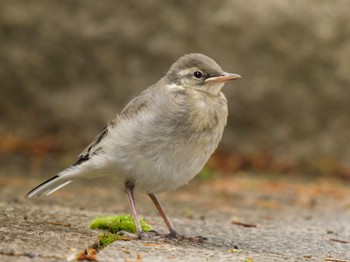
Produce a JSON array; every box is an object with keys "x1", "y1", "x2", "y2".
[
  {"x1": 198, "y1": 166, "x2": 216, "y2": 180},
  {"x1": 89, "y1": 214, "x2": 152, "y2": 234},
  {"x1": 98, "y1": 232, "x2": 121, "y2": 248}
]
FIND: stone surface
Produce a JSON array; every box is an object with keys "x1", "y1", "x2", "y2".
[{"x1": 1, "y1": 167, "x2": 350, "y2": 261}]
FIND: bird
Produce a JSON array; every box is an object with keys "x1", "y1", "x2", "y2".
[{"x1": 26, "y1": 53, "x2": 241, "y2": 241}]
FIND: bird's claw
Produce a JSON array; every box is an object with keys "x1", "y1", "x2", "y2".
[
  {"x1": 117, "y1": 230, "x2": 140, "y2": 239},
  {"x1": 186, "y1": 235, "x2": 208, "y2": 243},
  {"x1": 117, "y1": 230, "x2": 160, "y2": 240},
  {"x1": 165, "y1": 231, "x2": 208, "y2": 243},
  {"x1": 117, "y1": 230, "x2": 207, "y2": 243}
]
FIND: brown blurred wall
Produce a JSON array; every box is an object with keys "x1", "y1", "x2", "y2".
[{"x1": 1, "y1": 1, "x2": 350, "y2": 164}]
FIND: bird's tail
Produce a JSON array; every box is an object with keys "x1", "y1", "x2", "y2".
[{"x1": 26, "y1": 166, "x2": 81, "y2": 198}]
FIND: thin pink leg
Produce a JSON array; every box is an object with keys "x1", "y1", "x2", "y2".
[
  {"x1": 148, "y1": 193, "x2": 178, "y2": 236},
  {"x1": 126, "y1": 186, "x2": 144, "y2": 238}
]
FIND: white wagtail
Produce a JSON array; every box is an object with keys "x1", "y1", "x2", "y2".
[{"x1": 27, "y1": 53, "x2": 241, "y2": 240}]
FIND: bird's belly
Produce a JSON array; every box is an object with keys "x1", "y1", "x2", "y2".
[
  {"x1": 105, "y1": 98, "x2": 227, "y2": 193},
  {"x1": 127, "y1": 130, "x2": 223, "y2": 193}
]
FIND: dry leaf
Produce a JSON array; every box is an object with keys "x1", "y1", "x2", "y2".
[{"x1": 232, "y1": 220, "x2": 257, "y2": 228}]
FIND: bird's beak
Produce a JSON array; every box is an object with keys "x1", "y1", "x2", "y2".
[{"x1": 205, "y1": 72, "x2": 241, "y2": 83}]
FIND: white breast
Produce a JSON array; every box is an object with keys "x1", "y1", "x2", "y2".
[{"x1": 98, "y1": 89, "x2": 228, "y2": 193}]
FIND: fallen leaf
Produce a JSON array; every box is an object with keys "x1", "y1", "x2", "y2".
[
  {"x1": 324, "y1": 258, "x2": 349, "y2": 262},
  {"x1": 232, "y1": 220, "x2": 257, "y2": 228},
  {"x1": 75, "y1": 248, "x2": 98, "y2": 261},
  {"x1": 143, "y1": 243, "x2": 166, "y2": 247},
  {"x1": 121, "y1": 249, "x2": 131, "y2": 254},
  {"x1": 120, "y1": 236, "x2": 132, "y2": 241},
  {"x1": 47, "y1": 221, "x2": 71, "y2": 227},
  {"x1": 329, "y1": 238, "x2": 349, "y2": 244}
]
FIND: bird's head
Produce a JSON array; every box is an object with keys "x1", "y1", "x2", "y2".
[{"x1": 164, "y1": 53, "x2": 241, "y2": 96}]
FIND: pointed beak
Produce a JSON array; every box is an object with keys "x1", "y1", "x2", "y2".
[{"x1": 205, "y1": 72, "x2": 242, "y2": 83}]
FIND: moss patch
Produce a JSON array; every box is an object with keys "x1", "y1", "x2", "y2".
[
  {"x1": 198, "y1": 166, "x2": 216, "y2": 180},
  {"x1": 98, "y1": 232, "x2": 121, "y2": 248},
  {"x1": 89, "y1": 214, "x2": 152, "y2": 234}
]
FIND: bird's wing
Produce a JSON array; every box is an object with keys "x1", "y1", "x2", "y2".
[
  {"x1": 73, "y1": 124, "x2": 111, "y2": 166},
  {"x1": 27, "y1": 86, "x2": 158, "y2": 197},
  {"x1": 120, "y1": 87, "x2": 153, "y2": 117},
  {"x1": 74, "y1": 87, "x2": 155, "y2": 166}
]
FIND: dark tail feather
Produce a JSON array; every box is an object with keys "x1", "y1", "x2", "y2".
[{"x1": 26, "y1": 167, "x2": 79, "y2": 198}]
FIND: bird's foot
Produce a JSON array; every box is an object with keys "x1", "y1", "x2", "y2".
[
  {"x1": 184, "y1": 235, "x2": 208, "y2": 243},
  {"x1": 117, "y1": 230, "x2": 160, "y2": 240},
  {"x1": 117, "y1": 230, "x2": 207, "y2": 242},
  {"x1": 164, "y1": 231, "x2": 208, "y2": 243},
  {"x1": 117, "y1": 230, "x2": 139, "y2": 239}
]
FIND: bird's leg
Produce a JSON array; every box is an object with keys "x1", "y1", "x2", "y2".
[
  {"x1": 124, "y1": 181, "x2": 144, "y2": 239},
  {"x1": 148, "y1": 193, "x2": 208, "y2": 242},
  {"x1": 148, "y1": 193, "x2": 180, "y2": 238}
]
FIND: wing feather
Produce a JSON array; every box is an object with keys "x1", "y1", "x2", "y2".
[{"x1": 74, "y1": 86, "x2": 155, "y2": 166}]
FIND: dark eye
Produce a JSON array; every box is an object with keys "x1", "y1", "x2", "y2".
[{"x1": 193, "y1": 71, "x2": 203, "y2": 79}]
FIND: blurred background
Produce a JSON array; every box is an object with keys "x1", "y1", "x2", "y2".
[{"x1": 1, "y1": 0, "x2": 350, "y2": 178}]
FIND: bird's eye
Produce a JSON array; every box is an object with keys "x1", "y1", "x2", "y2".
[{"x1": 193, "y1": 71, "x2": 203, "y2": 79}]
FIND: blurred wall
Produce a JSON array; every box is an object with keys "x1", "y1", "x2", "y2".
[{"x1": 1, "y1": 0, "x2": 350, "y2": 163}]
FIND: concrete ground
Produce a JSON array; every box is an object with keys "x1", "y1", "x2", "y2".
[{"x1": 1, "y1": 161, "x2": 350, "y2": 262}]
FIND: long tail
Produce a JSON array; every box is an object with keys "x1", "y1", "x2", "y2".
[{"x1": 26, "y1": 166, "x2": 81, "y2": 198}]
